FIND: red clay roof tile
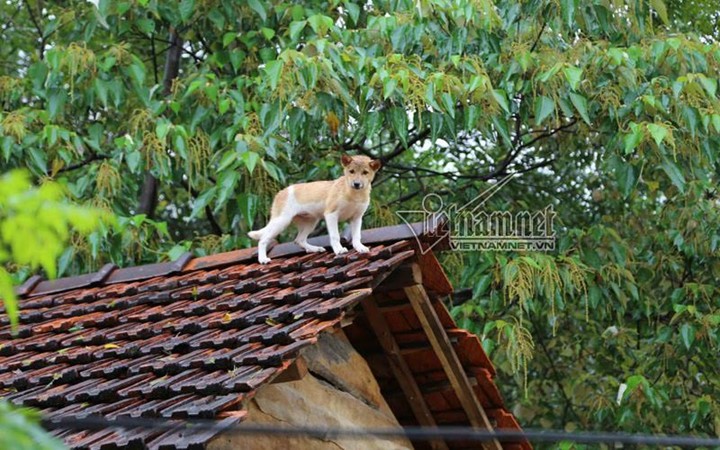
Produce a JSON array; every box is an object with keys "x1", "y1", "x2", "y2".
[{"x1": 1, "y1": 220, "x2": 527, "y2": 449}]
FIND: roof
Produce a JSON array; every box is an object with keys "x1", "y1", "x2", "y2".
[{"x1": 0, "y1": 220, "x2": 530, "y2": 450}]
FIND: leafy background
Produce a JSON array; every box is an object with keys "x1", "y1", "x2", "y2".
[{"x1": 1, "y1": 0, "x2": 720, "y2": 444}]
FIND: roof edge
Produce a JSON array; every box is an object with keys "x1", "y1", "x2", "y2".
[{"x1": 16, "y1": 215, "x2": 448, "y2": 299}]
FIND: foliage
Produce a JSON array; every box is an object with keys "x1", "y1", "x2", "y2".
[
  {"x1": 0, "y1": 170, "x2": 109, "y2": 329},
  {"x1": 1, "y1": 0, "x2": 720, "y2": 441},
  {"x1": 666, "y1": 0, "x2": 719, "y2": 41},
  {"x1": 0, "y1": 171, "x2": 106, "y2": 450},
  {"x1": 0, "y1": 401, "x2": 65, "y2": 450}
]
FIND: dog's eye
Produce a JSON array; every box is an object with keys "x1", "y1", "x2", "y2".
[
  {"x1": 349, "y1": 169, "x2": 355, "y2": 174},
  {"x1": 362, "y1": 170, "x2": 368, "y2": 175}
]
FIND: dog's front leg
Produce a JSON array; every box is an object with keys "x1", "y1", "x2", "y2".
[
  {"x1": 350, "y1": 214, "x2": 369, "y2": 253},
  {"x1": 325, "y1": 212, "x2": 348, "y2": 254}
]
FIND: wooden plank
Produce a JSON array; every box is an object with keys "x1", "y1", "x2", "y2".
[
  {"x1": 362, "y1": 296, "x2": 449, "y2": 450},
  {"x1": 404, "y1": 284, "x2": 502, "y2": 450}
]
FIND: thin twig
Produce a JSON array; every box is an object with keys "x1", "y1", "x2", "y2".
[{"x1": 24, "y1": 0, "x2": 45, "y2": 59}]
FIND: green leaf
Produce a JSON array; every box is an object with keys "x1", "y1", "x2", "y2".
[
  {"x1": 383, "y1": 77, "x2": 398, "y2": 100},
  {"x1": 308, "y1": 14, "x2": 334, "y2": 36},
  {"x1": 248, "y1": 0, "x2": 267, "y2": 21},
  {"x1": 680, "y1": 323, "x2": 695, "y2": 350},
  {"x1": 215, "y1": 170, "x2": 239, "y2": 210},
  {"x1": 661, "y1": 157, "x2": 686, "y2": 193},
  {"x1": 136, "y1": 18, "x2": 154, "y2": 34},
  {"x1": 218, "y1": 98, "x2": 231, "y2": 115},
  {"x1": 179, "y1": 0, "x2": 194, "y2": 22},
  {"x1": 389, "y1": 107, "x2": 409, "y2": 147},
  {"x1": 563, "y1": 66, "x2": 583, "y2": 90},
  {"x1": 261, "y1": 27, "x2": 275, "y2": 40},
  {"x1": 155, "y1": 119, "x2": 171, "y2": 140},
  {"x1": 441, "y1": 92, "x2": 456, "y2": 118},
  {"x1": 191, "y1": 187, "x2": 216, "y2": 218},
  {"x1": 0, "y1": 268, "x2": 18, "y2": 332},
  {"x1": 289, "y1": 21, "x2": 306, "y2": 41},
  {"x1": 711, "y1": 114, "x2": 720, "y2": 133},
  {"x1": 237, "y1": 193, "x2": 259, "y2": 227},
  {"x1": 650, "y1": 0, "x2": 669, "y2": 25},
  {"x1": 230, "y1": 50, "x2": 245, "y2": 72},
  {"x1": 625, "y1": 374, "x2": 648, "y2": 396},
  {"x1": 613, "y1": 156, "x2": 637, "y2": 198},
  {"x1": 561, "y1": 0, "x2": 577, "y2": 27},
  {"x1": 569, "y1": 92, "x2": 591, "y2": 124},
  {"x1": 259, "y1": 101, "x2": 283, "y2": 135},
  {"x1": 242, "y1": 151, "x2": 260, "y2": 173},
  {"x1": 216, "y1": 150, "x2": 238, "y2": 172},
  {"x1": 167, "y1": 244, "x2": 187, "y2": 261},
  {"x1": 344, "y1": 1, "x2": 361, "y2": 25},
  {"x1": 127, "y1": 62, "x2": 146, "y2": 87},
  {"x1": 624, "y1": 123, "x2": 645, "y2": 154},
  {"x1": 47, "y1": 89, "x2": 67, "y2": 120},
  {"x1": 264, "y1": 60, "x2": 283, "y2": 90},
  {"x1": 491, "y1": 89, "x2": 510, "y2": 114},
  {"x1": 534, "y1": 96, "x2": 555, "y2": 126},
  {"x1": 697, "y1": 75, "x2": 717, "y2": 98},
  {"x1": 223, "y1": 32, "x2": 237, "y2": 48},
  {"x1": 647, "y1": 123, "x2": 668, "y2": 147},
  {"x1": 28, "y1": 148, "x2": 48, "y2": 174},
  {"x1": 94, "y1": 78, "x2": 108, "y2": 107}
]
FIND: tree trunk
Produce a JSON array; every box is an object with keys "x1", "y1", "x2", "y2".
[{"x1": 137, "y1": 29, "x2": 182, "y2": 218}]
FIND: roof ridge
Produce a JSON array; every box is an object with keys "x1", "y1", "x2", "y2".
[{"x1": 15, "y1": 215, "x2": 448, "y2": 299}]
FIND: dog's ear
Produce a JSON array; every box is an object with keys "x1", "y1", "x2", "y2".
[
  {"x1": 341, "y1": 154, "x2": 353, "y2": 167},
  {"x1": 369, "y1": 159, "x2": 382, "y2": 171}
]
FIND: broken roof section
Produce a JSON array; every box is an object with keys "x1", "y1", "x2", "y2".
[{"x1": 0, "y1": 219, "x2": 530, "y2": 450}]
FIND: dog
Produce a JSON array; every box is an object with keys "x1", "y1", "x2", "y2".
[{"x1": 248, "y1": 154, "x2": 381, "y2": 264}]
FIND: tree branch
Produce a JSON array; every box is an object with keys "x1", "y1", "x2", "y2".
[
  {"x1": 204, "y1": 205, "x2": 223, "y2": 236},
  {"x1": 380, "y1": 127, "x2": 431, "y2": 163},
  {"x1": 530, "y1": 19, "x2": 547, "y2": 53},
  {"x1": 23, "y1": 0, "x2": 45, "y2": 59},
  {"x1": 2, "y1": 3, "x2": 23, "y2": 35},
  {"x1": 138, "y1": 29, "x2": 182, "y2": 218},
  {"x1": 517, "y1": 119, "x2": 578, "y2": 151},
  {"x1": 59, "y1": 153, "x2": 109, "y2": 173}
]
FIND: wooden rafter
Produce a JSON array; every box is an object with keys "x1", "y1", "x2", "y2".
[
  {"x1": 404, "y1": 284, "x2": 503, "y2": 450},
  {"x1": 362, "y1": 295, "x2": 450, "y2": 450}
]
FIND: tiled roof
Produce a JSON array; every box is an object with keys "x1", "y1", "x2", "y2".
[{"x1": 0, "y1": 220, "x2": 530, "y2": 450}]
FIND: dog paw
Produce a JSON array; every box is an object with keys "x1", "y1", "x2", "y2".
[
  {"x1": 306, "y1": 245, "x2": 326, "y2": 253},
  {"x1": 258, "y1": 256, "x2": 271, "y2": 264},
  {"x1": 333, "y1": 246, "x2": 348, "y2": 255},
  {"x1": 353, "y1": 243, "x2": 370, "y2": 253}
]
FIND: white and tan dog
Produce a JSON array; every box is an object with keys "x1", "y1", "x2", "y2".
[{"x1": 248, "y1": 155, "x2": 381, "y2": 264}]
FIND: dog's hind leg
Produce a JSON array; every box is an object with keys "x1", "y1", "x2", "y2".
[
  {"x1": 294, "y1": 218, "x2": 325, "y2": 253},
  {"x1": 257, "y1": 216, "x2": 292, "y2": 264}
]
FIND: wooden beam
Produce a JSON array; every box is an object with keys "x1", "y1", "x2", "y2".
[
  {"x1": 404, "y1": 284, "x2": 503, "y2": 450},
  {"x1": 271, "y1": 356, "x2": 308, "y2": 384},
  {"x1": 362, "y1": 296, "x2": 449, "y2": 450}
]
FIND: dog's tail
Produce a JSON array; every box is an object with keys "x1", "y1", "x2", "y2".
[{"x1": 248, "y1": 229, "x2": 264, "y2": 240}]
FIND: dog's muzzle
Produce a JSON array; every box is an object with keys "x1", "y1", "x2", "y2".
[{"x1": 352, "y1": 182, "x2": 363, "y2": 190}]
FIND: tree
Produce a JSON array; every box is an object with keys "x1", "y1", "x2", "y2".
[{"x1": 1, "y1": 0, "x2": 720, "y2": 439}]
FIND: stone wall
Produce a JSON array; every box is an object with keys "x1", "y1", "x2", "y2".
[{"x1": 208, "y1": 328, "x2": 413, "y2": 450}]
